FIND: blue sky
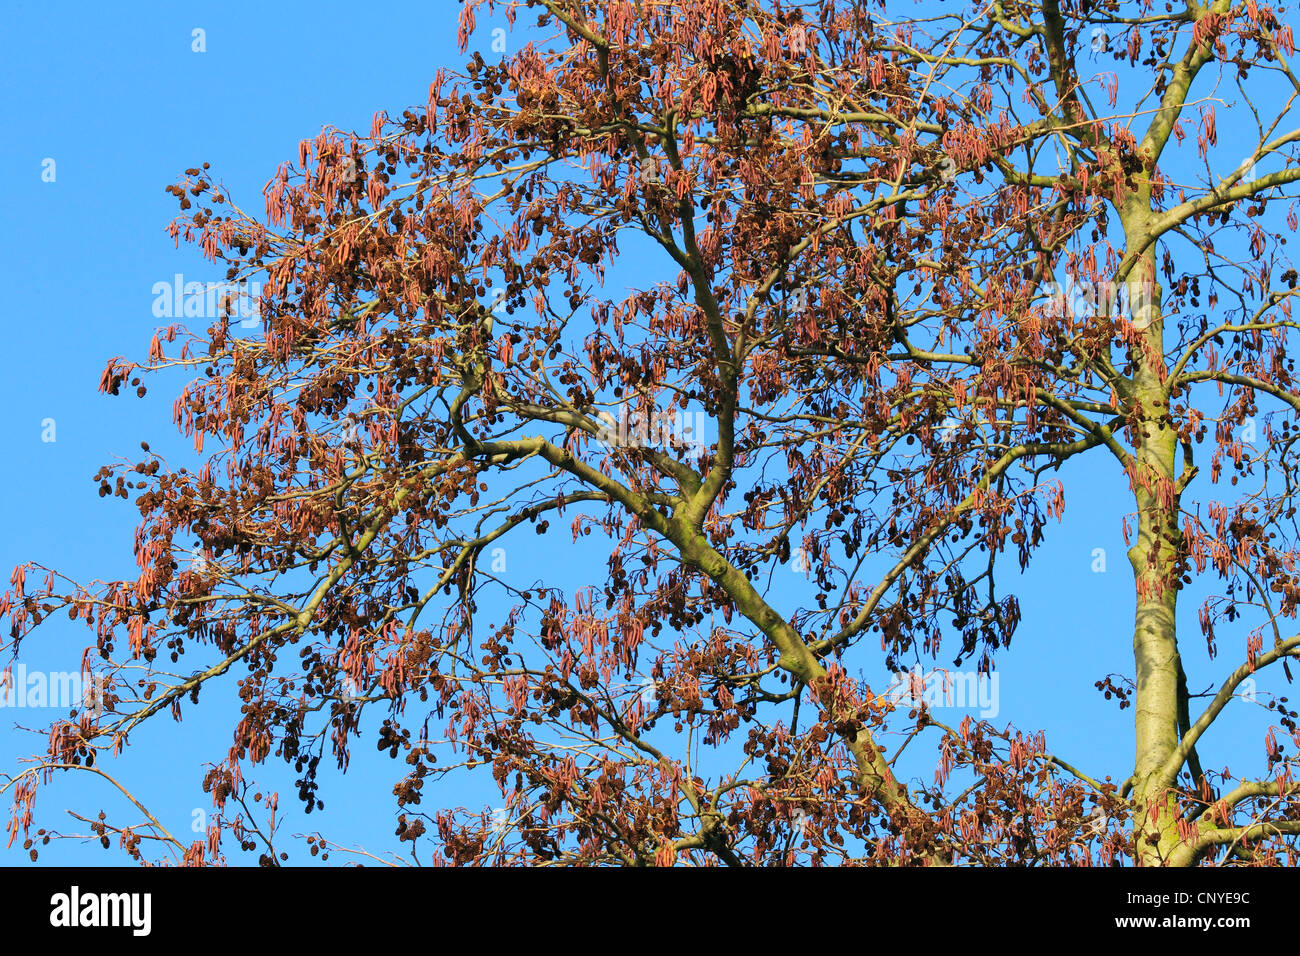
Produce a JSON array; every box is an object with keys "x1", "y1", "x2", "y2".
[{"x1": 0, "y1": 1, "x2": 1284, "y2": 865}]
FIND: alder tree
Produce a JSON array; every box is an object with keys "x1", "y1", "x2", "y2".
[{"x1": 4, "y1": 0, "x2": 1300, "y2": 866}]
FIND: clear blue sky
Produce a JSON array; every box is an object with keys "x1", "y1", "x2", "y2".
[{"x1": 0, "y1": 0, "x2": 1278, "y2": 865}]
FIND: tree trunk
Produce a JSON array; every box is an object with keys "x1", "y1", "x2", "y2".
[{"x1": 1121, "y1": 230, "x2": 1188, "y2": 864}]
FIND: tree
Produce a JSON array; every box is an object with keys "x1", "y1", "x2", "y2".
[
  {"x1": 3, "y1": 0, "x2": 1299, "y2": 866},
  {"x1": 885, "y1": 0, "x2": 1300, "y2": 866}
]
